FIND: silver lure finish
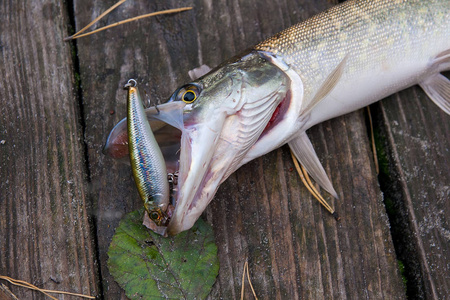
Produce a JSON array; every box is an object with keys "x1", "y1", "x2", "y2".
[{"x1": 126, "y1": 79, "x2": 170, "y2": 226}]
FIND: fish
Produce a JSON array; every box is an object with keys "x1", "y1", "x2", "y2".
[
  {"x1": 104, "y1": 0, "x2": 450, "y2": 235},
  {"x1": 124, "y1": 79, "x2": 171, "y2": 234}
]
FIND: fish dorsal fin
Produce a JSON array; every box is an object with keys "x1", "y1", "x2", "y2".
[
  {"x1": 188, "y1": 65, "x2": 212, "y2": 81},
  {"x1": 302, "y1": 55, "x2": 348, "y2": 114},
  {"x1": 288, "y1": 132, "x2": 338, "y2": 199},
  {"x1": 418, "y1": 49, "x2": 450, "y2": 115}
]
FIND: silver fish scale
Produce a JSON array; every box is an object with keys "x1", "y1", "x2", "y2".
[{"x1": 255, "y1": 0, "x2": 450, "y2": 103}]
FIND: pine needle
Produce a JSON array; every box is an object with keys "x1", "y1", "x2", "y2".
[
  {"x1": 290, "y1": 149, "x2": 338, "y2": 218},
  {"x1": 65, "y1": 2, "x2": 192, "y2": 41},
  {"x1": 0, "y1": 276, "x2": 95, "y2": 299},
  {"x1": 240, "y1": 262, "x2": 246, "y2": 300},
  {"x1": 245, "y1": 262, "x2": 258, "y2": 299},
  {"x1": 240, "y1": 261, "x2": 258, "y2": 300},
  {"x1": 69, "y1": 0, "x2": 128, "y2": 40}
]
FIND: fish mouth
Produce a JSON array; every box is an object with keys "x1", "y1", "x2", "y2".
[
  {"x1": 127, "y1": 101, "x2": 228, "y2": 235},
  {"x1": 167, "y1": 118, "x2": 227, "y2": 235},
  {"x1": 165, "y1": 98, "x2": 291, "y2": 235},
  {"x1": 103, "y1": 103, "x2": 227, "y2": 235}
]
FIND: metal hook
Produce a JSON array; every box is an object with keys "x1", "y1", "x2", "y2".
[
  {"x1": 124, "y1": 78, "x2": 137, "y2": 89},
  {"x1": 167, "y1": 172, "x2": 178, "y2": 186},
  {"x1": 145, "y1": 96, "x2": 152, "y2": 109}
]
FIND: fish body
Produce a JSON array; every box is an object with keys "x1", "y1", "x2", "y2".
[
  {"x1": 105, "y1": 0, "x2": 450, "y2": 235},
  {"x1": 248, "y1": 0, "x2": 450, "y2": 163},
  {"x1": 126, "y1": 80, "x2": 170, "y2": 227}
]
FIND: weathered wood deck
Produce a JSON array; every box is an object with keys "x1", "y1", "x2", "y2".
[{"x1": 1, "y1": 0, "x2": 448, "y2": 299}]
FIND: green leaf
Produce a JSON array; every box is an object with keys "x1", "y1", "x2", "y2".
[{"x1": 108, "y1": 209, "x2": 219, "y2": 299}]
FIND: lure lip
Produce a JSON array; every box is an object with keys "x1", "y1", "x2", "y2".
[{"x1": 142, "y1": 204, "x2": 175, "y2": 236}]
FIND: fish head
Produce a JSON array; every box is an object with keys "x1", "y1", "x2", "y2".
[{"x1": 166, "y1": 51, "x2": 291, "y2": 235}]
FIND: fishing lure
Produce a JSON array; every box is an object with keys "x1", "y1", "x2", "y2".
[{"x1": 125, "y1": 79, "x2": 170, "y2": 227}]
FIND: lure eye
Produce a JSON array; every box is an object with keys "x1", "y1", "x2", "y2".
[
  {"x1": 175, "y1": 84, "x2": 202, "y2": 103},
  {"x1": 149, "y1": 211, "x2": 162, "y2": 222}
]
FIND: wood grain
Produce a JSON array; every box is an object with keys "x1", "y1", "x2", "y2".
[
  {"x1": 0, "y1": 0, "x2": 99, "y2": 299},
  {"x1": 2, "y1": 0, "x2": 448, "y2": 299},
  {"x1": 373, "y1": 85, "x2": 450, "y2": 299}
]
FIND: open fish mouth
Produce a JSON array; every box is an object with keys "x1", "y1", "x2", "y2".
[
  {"x1": 104, "y1": 100, "x2": 244, "y2": 235},
  {"x1": 104, "y1": 101, "x2": 219, "y2": 235},
  {"x1": 104, "y1": 51, "x2": 292, "y2": 235},
  {"x1": 104, "y1": 99, "x2": 282, "y2": 235}
]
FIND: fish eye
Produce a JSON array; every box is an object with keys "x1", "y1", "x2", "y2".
[
  {"x1": 182, "y1": 90, "x2": 197, "y2": 103},
  {"x1": 176, "y1": 84, "x2": 202, "y2": 104}
]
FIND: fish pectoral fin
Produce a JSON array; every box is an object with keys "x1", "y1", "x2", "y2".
[
  {"x1": 302, "y1": 54, "x2": 348, "y2": 114},
  {"x1": 288, "y1": 132, "x2": 338, "y2": 199},
  {"x1": 419, "y1": 73, "x2": 450, "y2": 115},
  {"x1": 188, "y1": 65, "x2": 212, "y2": 81}
]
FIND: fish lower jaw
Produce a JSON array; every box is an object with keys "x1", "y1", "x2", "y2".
[
  {"x1": 167, "y1": 165, "x2": 225, "y2": 235},
  {"x1": 166, "y1": 180, "x2": 204, "y2": 235}
]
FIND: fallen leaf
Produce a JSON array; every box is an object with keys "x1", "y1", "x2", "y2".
[{"x1": 108, "y1": 209, "x2": 219, "y2": 299}]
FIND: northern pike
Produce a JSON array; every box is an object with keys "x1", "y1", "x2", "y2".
[
  {"x1": 125, "y1": 79, "x2": 171, "y2": 233},
  {"x1": 104, "y1": 0, "x2": 450, "y2": 235}
]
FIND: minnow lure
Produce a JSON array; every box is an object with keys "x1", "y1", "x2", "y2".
[
  {"x1": 125, "y1": 79, "x2": 170, "y2": 227},
  {"x1": 106, "y1": 0, "x2": 449, "y2": 235}
]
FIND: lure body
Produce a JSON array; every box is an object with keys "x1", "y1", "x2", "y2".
[{"x1": 126, "y1": 80, "x2": 170, "y2": 226}]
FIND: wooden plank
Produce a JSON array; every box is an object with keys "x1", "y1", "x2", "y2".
[
  {"x1": 0, "y1": 1, "x2": 99, "y2": 299},
  {"x1": 71, "y1": 0, "x2": 427, "y2": 298},
  {"x1": 373, "y1": 85, "x2": 450, "y2": 299}
]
